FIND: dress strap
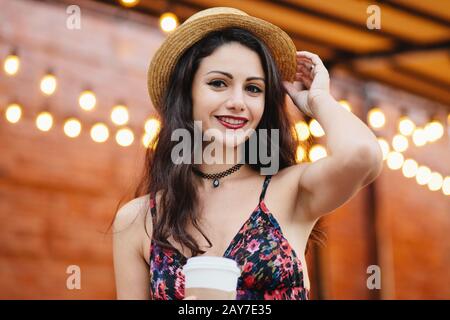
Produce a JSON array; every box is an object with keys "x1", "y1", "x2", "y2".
[
  {"x1": 259, "y1": 175, "x2": 272, "y2": 203},
  {"x1": 149, "y1": 192, "x2": 157, "y2": 224}
]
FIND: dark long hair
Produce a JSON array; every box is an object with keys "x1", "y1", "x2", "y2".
[{"x1": 110, "y1": 27, "x2": 325, "y2": 257}]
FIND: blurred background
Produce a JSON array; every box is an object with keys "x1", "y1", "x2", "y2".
[{"x1": 0, "y1": 0, "x2": 449, "y2": 299}]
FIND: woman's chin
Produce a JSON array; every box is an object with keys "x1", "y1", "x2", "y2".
[{"x1": 209, "y1": 135, "x2": 246, "y2": 149}]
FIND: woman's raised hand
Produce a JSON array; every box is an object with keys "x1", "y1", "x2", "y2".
[{"x1": 283, "y1": 51, "x2": 330, "y2": 118}]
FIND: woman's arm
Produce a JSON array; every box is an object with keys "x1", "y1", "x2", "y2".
[
  {"x1": 113, "y1": 197, "x2": 152, "y2": 299},
  {"x1": 284, "y1": 51, "x2": 383, "y2": 221}
]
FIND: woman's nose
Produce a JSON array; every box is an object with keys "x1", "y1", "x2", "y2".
[{"x1": 225, "y1": 91, "x2": 246, "y2": 111}]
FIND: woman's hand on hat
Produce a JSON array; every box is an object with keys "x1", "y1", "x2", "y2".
[{"x1": 283, "y1": 51, "x2": 330, "y2": 118}]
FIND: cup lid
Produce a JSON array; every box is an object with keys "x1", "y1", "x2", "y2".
[{"x1": 183, "y1": 256, "x2": 240, "y2": 274}]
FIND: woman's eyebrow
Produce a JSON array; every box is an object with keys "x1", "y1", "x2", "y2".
[{"x1": 205, "y1": 70, "x2": 265, "y2": 82}]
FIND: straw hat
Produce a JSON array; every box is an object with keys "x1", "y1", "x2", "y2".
[{"x1": 147, "y1": 7, "x2": 297, "y2": 112}]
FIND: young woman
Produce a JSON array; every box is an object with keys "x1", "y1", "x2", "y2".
[{"x1": 113, "y1": 7, "x2": 383, "y2": 300}]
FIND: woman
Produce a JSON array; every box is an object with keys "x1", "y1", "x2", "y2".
[{"x1": 112, "y1": 7, "x2": 383, "y2": 300}]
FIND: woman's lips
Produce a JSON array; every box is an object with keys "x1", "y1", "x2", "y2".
[{"x1": 214, "y1": 116, "x2": 248, "y2": 129}]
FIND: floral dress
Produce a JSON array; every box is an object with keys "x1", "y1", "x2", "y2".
[{"x1": 149, "y1": 175, "x2": 309, "y2": 300}]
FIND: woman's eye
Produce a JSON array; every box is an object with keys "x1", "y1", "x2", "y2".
[
  {"x1": 208, "y1": 80, "x2": 225, "y2": 88},
  {"x1": 247, "y1": 85, "x2": 262, "y2": 93}
]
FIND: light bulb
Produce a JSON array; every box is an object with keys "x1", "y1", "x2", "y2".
[
  {"x1": 368, "y1": 108, "x2": 385, "y2": 129},
  {"x1": 309, "y1": 145, "x2": 327, "y2": 162},
  {"x1": 392, "y1": 134, "x2": 408, "y2": 153},
  {"x1": 90, "y1": 123, "x2": 109, "y2": 143},
  {"x1": 63, "y1": 118, "x2": 82, "y2": 138},
  {"x1": 428, "y1": 172, "x2": 443, "y2": 192},
  {"x1": 160, "y1": 12, "x2": 178, "y2": 33},
  {"x1": 3, "y1": 54, "x2": 20, "y2": 75},
  {"x1": 416, "y1": 166, "x2": 431, "y2": 185},
  {"x1": 424, "y1": 120, "x2": 444, "y2": 143},
  {"x1": 40, "y1": 73, "x2": 57, "y2": 95},
  {"x1": 79, "y1": 90, "x2": 96, "y2": 111},
  {"x1": 402, "y1": 159, "x2": 418, "y2": 178},
  {"x1": 412, "y1": 128, "x2": 427, "y2": 146},
  {"x1": 116, "y1": 127, "x2": 134, "y2": 147},
  {"x1": 36, "y1": 111, "x2": 53, "y2": 132},
  {"x1": 296, "y1": 145, "x2": 306, "y2": 163},
  {"x1": 398, "y1": 116, "x2": 415, "y2": 136},
  {"x1": 294, "y1": 121, "x2": 310, "y2": 141},
  {"x1": 5, "y1": 103, "x2": 22, "y2": 123},
  {"x1": 111, "y1": 105, "x2": 129, "y2": 126},
  {"x1": 386, "y1": 151, "x2": 404, "y2": 170},
  {"x1": 309, "y1": 119, "x2": 325, "y2": 137},
  {"x1": 339, "y1": 100, "x2": 352, "y2": 112}
]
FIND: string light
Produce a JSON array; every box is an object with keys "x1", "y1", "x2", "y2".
[
  {"x1": 63, "y1": 118, "x2": 82, "y2": 138},
  {"x1": 384, "y1": 132, "x2": 448, "y2": 196},
  {"x1": 424, "y1": 120, "x2": 444, "y2": 143},
  {"x1": 415, "y1": 166, "x2": 432, "y2": 186},
  {"x1": 294, "y1": 121, "x2": 310, "y2": 141},
  {"x1": 386, "y1": 151, "x2": 404, "y2": 170},
  {"x1": 5, "y1": 79, "x2": 447, "y2": 195},
  {"x1": 160, "y1": 12, "x2": 179, "y2": 33},
  {"x1": 392, "y1": 134, "x2": 408, "y2": 152},
  {"x1": 35, "y1": 111, "x2": 53, "y2": 132},
  {"x1": 428, "y1": 172, "x2": 443, "y2": 192},
  {"x1": 368, "y1": 108, "x2": 385, "y2": 129},
  {"x1": 90, "y1": 122, "x2": 109, "y2": 143},
  {"x1": 142, "y1": 132, "x2": 152, "y2": 148},
  {"x1": 144, "y1": 118, "x2": 161, "y2": 140},
  {"x1": 339, "y1": 99, "x2": 352, "y2": 112},
  {"x1": 402, "y1": 159, "x2": 418, "y2": 178},
  {"x1": 296, "y1": 145, "x2": 306, "y2": 163},
  {"x1": 3, "y1": 53, "x2": 20, "y2": 76},
  {"x1": 398, "y1": 116, "x2": 415, "y2": 136},
  {"x1": 40, "y1": 73, "x2": 57, "y2": 96},
  {"x1": 412, "y1": 127, "x2": 427, "y2": 146},
  {"x1": 309, "y1": 119, "x2": 325, "y2": 138},
  {"x1": 443, "y1": 177, "x2": 450, "y2": 196},
  {"x1": 119, "y1": 0, "x2": 139, "y2": 7},
  {"x1": 116, "y1": 127, "x2": 134, "y2": 147},
  {"x1": 142, "y1": 132, "x2": 158, "y2": 149},
  {"x1": 111, "y1": 104, "x2": 129, "y2": 126},
  {"x1": 309, "y1": 144, "x2": 327, "y2": 162},
  {"x1": 5, "y1": 103, "x2": 22, "y2": 123},
  {"x1": 79, "y1": 90, "x2": 96, "y2": 111}
]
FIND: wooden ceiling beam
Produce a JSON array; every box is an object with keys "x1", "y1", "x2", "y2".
[
  {"x1": 376, "y1": 0, "x2": 450, "y2": 28},
  {"x1": 272, "y1": 0, "x2": 413, "y2": 47},
  {"x1": 329, "y1": 40, "x2": 450, "y2": 66}
]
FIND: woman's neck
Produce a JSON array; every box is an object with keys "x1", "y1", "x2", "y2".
[{"x1": 194, "y1": 140, "x2": 254, "y2": 187}]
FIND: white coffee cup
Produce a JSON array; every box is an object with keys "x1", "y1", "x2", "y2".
[{"x1": 182, "y1": 256, "x2": 241, "y2": 300}]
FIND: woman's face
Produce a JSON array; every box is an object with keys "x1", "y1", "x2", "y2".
[{"x1": 192, "y1": 42, "x2": 265, "y2": 148}]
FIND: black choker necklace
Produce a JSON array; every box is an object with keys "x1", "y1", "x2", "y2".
[{"x1": 192, "y1": 163, "x2": 244, "y2": 188}]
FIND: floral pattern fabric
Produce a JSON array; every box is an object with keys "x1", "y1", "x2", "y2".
[{"x1": 149, "y1": 175, "x2": 309, "y2": 300}]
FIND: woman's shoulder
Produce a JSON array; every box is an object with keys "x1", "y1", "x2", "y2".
[
  {"x1": 113, "y1": 194, "x2": 153, "y2": 236},
  {"x1": 271, "y1": 162, "x2": 309, "y2": 186}
]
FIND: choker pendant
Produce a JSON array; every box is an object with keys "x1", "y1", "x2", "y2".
[{"x1": 192, "y1": 163, "x2": 244, "y2": 188}]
